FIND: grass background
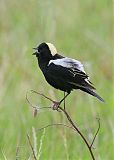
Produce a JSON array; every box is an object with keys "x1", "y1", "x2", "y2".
[{"x1": 0, "y1": 0, "x2": 113, "y2": 159}]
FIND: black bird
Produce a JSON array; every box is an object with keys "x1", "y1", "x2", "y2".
[{"x1": 33, "y1": 42, "x2": 104, "y2": 109}]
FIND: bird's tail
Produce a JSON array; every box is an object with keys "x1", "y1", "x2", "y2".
[{"x1": 80, "y1": 87, "x2": 105, "y2": 102}]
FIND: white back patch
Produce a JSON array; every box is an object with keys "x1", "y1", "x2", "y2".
[
  {"x1": 46, "y1": 43, "x2": 57, "y2": 56},
  {"x1": 49, "y1": 57, "x2": 86, "y2": 73}
]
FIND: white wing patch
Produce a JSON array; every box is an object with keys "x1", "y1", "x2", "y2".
[{"x1": 49, "y1": 57, "x2": 86, "y2": 73}]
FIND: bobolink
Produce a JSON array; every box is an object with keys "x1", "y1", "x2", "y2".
[{"x1": 33, "y1": 42, "x2": 104, "y2": 109}]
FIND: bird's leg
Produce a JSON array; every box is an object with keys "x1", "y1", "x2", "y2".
[
  {"x1": 63, "y1": 92, "x2": 66, "y2": 110},
  {"x1": 52, "y1": 93, "x2": 70, "y2": 110},
  {"x1": 59, "y1": 92, "x2": 70, "y2": 104}
]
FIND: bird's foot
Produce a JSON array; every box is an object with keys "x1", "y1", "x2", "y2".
[{"x1": 52, "y1": 101, "x2": 60, "y2": 111}]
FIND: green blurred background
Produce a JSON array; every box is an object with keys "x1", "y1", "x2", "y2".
[{"x1": 0, "y1": 0, "x2": 113, "y2": 159}]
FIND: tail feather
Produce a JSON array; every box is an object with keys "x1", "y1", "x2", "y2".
[
  {"x1": 80, "y1": 88, "x2": 105, "y2": 102},
  {"x1": 69, "y1": 80, "x2": 105, "y2": 102}
]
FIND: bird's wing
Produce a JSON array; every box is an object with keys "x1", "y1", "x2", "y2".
[
  {"x1": 48, "y1": 57, "x2": 95, "y2": 89},
  {"x1": 49, "y1": 57, "x2": 87, "y2": 78}
]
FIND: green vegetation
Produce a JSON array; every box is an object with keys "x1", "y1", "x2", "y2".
[{"x1": 0, "y1": 0, "x2": 113, "y2": 159}]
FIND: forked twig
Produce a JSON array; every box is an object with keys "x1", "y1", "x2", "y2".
[
  {"x1": 90, "y1": 118, "x2": 100, "y2": 148},
  {"x1": 26, "y1": 91, "x2": 51, "y2": 110},
  {"x1": 26, "y1": 90, "x2": 101, "y2": 160}
]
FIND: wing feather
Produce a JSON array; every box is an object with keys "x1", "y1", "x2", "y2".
[
  {"x1": 49, "y1": 57, "x2": 88, "y2": 79},
  {"x1": 49, "y1": 57, "x2": 86, "y2": 73},
  {"x1": 47, "y1": 58, "x2": 95, "y2": 90}
]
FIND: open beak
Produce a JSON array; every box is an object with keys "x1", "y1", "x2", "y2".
[{"x1": 32, "y1": 47, "x2": 39, "y2": 55}]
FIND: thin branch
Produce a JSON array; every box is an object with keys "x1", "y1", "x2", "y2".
[
  {"x1": 26, "y1": 91, "x2": 51, "y2": 117},
  {"x1": 27, "y1": 134, "x2": 37, "y2": 160},
  {"x1": 37, "y1": 123, "x2": 75, "y2": 132},
  {"x1": 58, "y1": 106, "x2": 95, "y2": 160},
  {"x1": 26, "y1": 90, "x2": 100, "y2": 160},
  {"x1": 31, "y1": 90, "x2": 54, "y2": 103},
  {"x1": 26, "y1": 91, "x2": 51, "y2": 110},
  {"x1": 90, "y1": 118, "x2": 100, "y2": 148}
]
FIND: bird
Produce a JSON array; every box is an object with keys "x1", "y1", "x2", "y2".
[{"x1": 33, "y1": 42, "x2": 104, "y2": 109}]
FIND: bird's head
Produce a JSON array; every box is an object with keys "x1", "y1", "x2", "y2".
[{"x1": 33, "y1": 42, "x2": 57, "y2": 60}]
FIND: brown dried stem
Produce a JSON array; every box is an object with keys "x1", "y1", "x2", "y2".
[
  {"x1": 26, "y1": 90, "x2": 101, "y2": 160},
  {"x1": 90, "y1": 118, "x2": 100, "y2": 148},
  {"x1": 37, "y1": 123, "x2": 75, "y2": 132}
]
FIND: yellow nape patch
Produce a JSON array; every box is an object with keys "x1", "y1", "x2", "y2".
[{"x1": 46, "y1": 43, "x2": 57, "y2": 56}]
